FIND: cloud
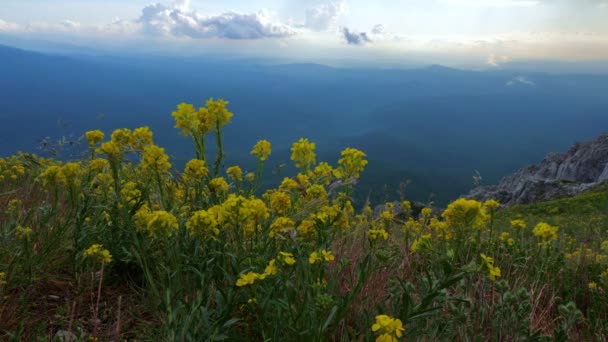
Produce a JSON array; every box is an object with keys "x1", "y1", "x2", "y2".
[
  {"x1": 507, "y1": 76, "x2": 535, "y2": 86},
  {"x1": 139, "y1": 3, "x2": 295, "y2": 39},
  {"x1": 171, "y1": 0, "x2": 191, "y2": 11},
  {"x1": 442, "y1": 0, "x2": 539, "y2": 7},
  {"x1": 304, "y1": 0, "x2": 347, "y2": 31},
  {"x1": 487, "y1": 54, "x2": 511, "y2": 67},
  {"x1": 342, "y1": 27, "x2": 371, "y2": 45},
  {"x1": 0, "y1": 19, "x2": 19, "y2": 32}
]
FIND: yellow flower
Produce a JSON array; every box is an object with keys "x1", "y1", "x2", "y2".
[
  {"x1": 172, "y1": 103, "x2": 199, "y2": 136},
  {"x1": 251, "y1": 139, "x2": 272, "y2": 161},
  {"x1": 420, "y1": 207, "x2": 432, "y2": 218},
  {"x1": 480, "y1": 253, "x2": 501, "y2": 281},
  {"x1": 334, "y1": 148, "x2": 368, "y2": 179},
  {"x1": 236, "y1": 272, "x2": 263, "y2": 287},
  {"x1": 85, "y1": 130, "x2": 104, "y2": 147},
  {"x1": 89, "y1": 158, "x2": 110, "y2": 172},
  {"x1": 368, "y1": 229, "x2": 389, "y2": 241},
  {"x1": 589, "y1": 282, "x2": 598, "y2": 290},
  {"x1": 226, "y1": 165, "x2": 243, "y2": 182},
  {"x1": 141, "y1": 145, "x2": 171, "y2": 175},
  {"x1": 263, "y1": 259, "x2": 278, "y2": 276},
  {"x1": 206, "y1": 98, "x2": 233, "y2": 128},
  {"x1": 510, "y1": 219, "x2": 527, "y2": 230},
  {"x1": 483, "y1": 199, "x2": 500, "y2": 210},
  {"x1": 39, "y1": 165, "x2": 66, "y2": 187},
  {"x1": 532, "y1": 222, "x2": 558, "y2": 241},
  {"x1": 98, "y1": 141, "x2": 122, "y2": 160},
  {"x1": 291, "y1": 138, "x2": 316, "y2": 169},
  {"x1": 110, "y1": 128, "x2": 132, "y2": 147},
  {"x1": 246, "y1": 172, "x2": 255, "y2": 182},
  {"x1": 411, "y1": 234, "x2": 432, "y2": 253},
  {"x1": 305, "y1": 184, "x2": 328, "y2": 202},
  {"x1": 321, "y1": 250, "x2": 335, "y2": 262},
  {"x1": 15, "y1": 225, "x2": 33, "y2": 240},
  {"x1": 268, "y1": 190, "x2": 292, "y2": 215},
  {"x1": 84, "y1": 244, "x2": 112, "y2": 264},
  {"x1": 7, "y1": 199, "x2": 22, "y2": 214},
  {"x1": 372, "y1": 315, "x2": 405, "y2": 342},
  {"x1": 0, "y1": 272, "x2": 6, "y2": 287},
  {"x1": 279, "y1": 177, "x2": 299, "y2": 191},
  {"x1": 279, "y1": 252, "x2": 297, "y2": 266},
  {"x1": 312, "y1": 162, "x2": 334, "y2": 185},
  {"x1": 186, "y1": 209, "x2": 220, "y2": 239},
  {"x1": 60, "y1": 162, "x2": 82, "y2": 186},
  {"x1": 135, "y1": 206, "x2": 179, "y2": 238},
  {"x1": 130, "y1": 126, "x2": 154, "y2": 151},
  {"x1": 441, "y1": 198, "x2": 488, "y2": 229},
  {"x1": 184, "y1": 159, "x2": 209, "y2": 183},
  {"x1": 297, "y1": 220, "x2": 316, "y2": 238},
  {"x1": 309, "y1": 250, "x2": 335, "y2": 264},
  {"x1": 209, "y1": 177, "x2": 230, "y2": 193},
  {"x1": 269, "y1": 217, "x2": 295, "y2": 238},
  {"x1": 120, "y1": 181, "x2": 142, "y2": 207}
]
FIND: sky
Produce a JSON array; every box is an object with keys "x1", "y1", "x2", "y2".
[{"x1": 1, "y1": 0, "x2": 608, "y2": 68}]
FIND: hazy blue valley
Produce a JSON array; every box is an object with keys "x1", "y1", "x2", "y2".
[{"x1": 2, "y1": 44, "x2": 607, "y2": 205}]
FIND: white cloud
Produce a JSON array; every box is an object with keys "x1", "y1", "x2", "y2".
[
  {"x1": 139, "y1": 3, "x2": 295, "y2": 39},
  {"x1": 507, "y1": 75, "x2": 535, "y2": 86},
  {"x1": 171, "y1": 0, "x2": 191, "y2": 11},
  {"x1": 442, "y1": 0, "x2": 539, "y2": 7},
  {"x1": 487, "y1": 54, "x2": 511, "y2": 66},
  {"x1": 305, "y1": 0, "x2": 347, "y2": 31},
  {"x1": 0, "y1": 19, "x2": 20, "y2": 32}
]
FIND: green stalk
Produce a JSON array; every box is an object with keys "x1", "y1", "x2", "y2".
[{"x1": 213, "y1": 123, "x2": 224, "y2": 177}]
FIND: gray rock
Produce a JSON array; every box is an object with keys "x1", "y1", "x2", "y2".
[{"x1": 468, "y1": 133, "x2": 608, "y2": 206}]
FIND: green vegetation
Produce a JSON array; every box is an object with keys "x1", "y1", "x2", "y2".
[{"x1": 1, "y1": 99, "x2": 608, "y2": 341}]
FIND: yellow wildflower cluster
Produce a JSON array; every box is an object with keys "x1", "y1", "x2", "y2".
[
  {"x1": 309, "y1": 250, "x2": 335, "y2": 264},
  {"x1": 251, "y1": 139, "x2": 272, "y2": 161},
  {"x1": 499, "y1": 232, "x2": 515, "y2": 246},
  {"x1": 236, "y1": 259, "x2": 278, "y2": 287},
  {"x1": 441, "y1": 198, "x2": 488, "y2": 229},
  {"x1": 480, "y1": 254, "x2": 501, "y2": 281},
  {"x1": 134, "y1": 206, "x2": 179, "y2": 238},
  {"x1": 278, "y1": 251, "x2": 297, "y2": 266},
  {"x1": 85, "y1": 130, "x2": 105, "y2": 147},
  {"x1": 131, "y1": 126, "x2": 154, "y2": 151},
  {"x1": 15, "y1": 225, "x2": 33, "y2": 241},
  {"x1": 141, "y1": 145, "x2": 171, "y2": 175},
  {"x1": 84, "y1": 244, "x2": 112, "y2": 264},
  {"x1": 510, "y1": 219, "x2": 527, "y2": 230},
  {"x1": 209, "y1": 177, "x2": 230, "y2": 193},
  {"x1": 368, "y1": 228, "x2": 389, "y2": 241},
  {"x1": 334, "y1": 147, "x2": 368, "y2": 179},
  {"x1": 183, "y1": 159, "x2": 209, "y2": 183},
  {"x1": 120, "y1": 181, "x2": 142, "y2": 207},
  {"x1": 267, "y1": 190, "x2": 292, "y2": 215},
  {"x1": 291, "y1": 138, "x2": 317, "y2": 169},
  {"x1": 532, "y1": 222, "x2": 559, "y2": 241},
  {"x1": 269, "y1": 216, "x2": 295, "y2": 238},
  {"x1": 371, "y1": 315, "x2": 405, "y2": 342},
  {"x1": 186, "y1": 209, "x2": 220, "y2": 239},
  {"x1": 226, "y1": 165, "x2": 243, "y2": 182},
  {"x1": 172, "y1": 103, "x2": 213, "y2": 136}
]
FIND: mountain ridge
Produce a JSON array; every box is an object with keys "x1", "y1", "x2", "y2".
[{"x1": 468, "y1": 133, "x2": 608, "y2": 206}]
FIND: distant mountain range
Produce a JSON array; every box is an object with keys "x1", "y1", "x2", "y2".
[{"x1": 2, "y1": 43, "x2": 608, "y2": 205}]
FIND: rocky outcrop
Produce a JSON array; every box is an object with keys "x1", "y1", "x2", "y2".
[{"x1": 468, "y1": 133, "x2": 608, "y2": 206}]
